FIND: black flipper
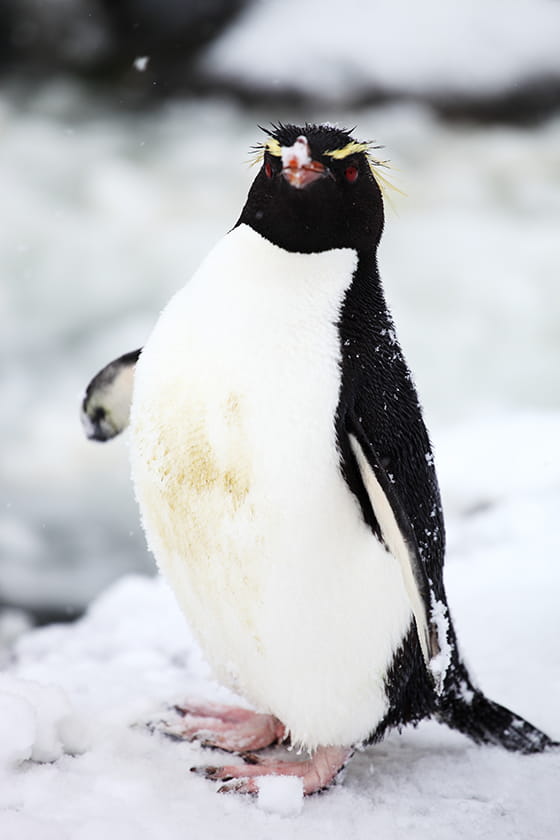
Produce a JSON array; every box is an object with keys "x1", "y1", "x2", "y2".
[
  {"x1": 346, "y1": 414, "x2": 436, "y2": 666},
  {"x1": 81, "y1": 349, "x2": 141, "y2": 442}
]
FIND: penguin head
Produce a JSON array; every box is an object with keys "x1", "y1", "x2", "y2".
[{"x1": 237, "y1": 123, "x2": 385, "y2": 254}]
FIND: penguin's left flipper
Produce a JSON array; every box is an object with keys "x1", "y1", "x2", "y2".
[
  {"x1": 345, "y1": 415, "x2": 437, "y2": 668},
  {"x1": 81, "y1": 349, "x2": 141, "y2": 442}
]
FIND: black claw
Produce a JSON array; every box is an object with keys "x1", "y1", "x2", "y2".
[
  {"x1": 217, "y1": 784, "x2": 235, "y2": 794},
  {"x1": 149, "y1": 721, "x2": 190, "y2": 742},
  {"x1": 206, "y1": 770, "x2": 233, "y2": 781},
  {"x1": 145, "y1": 719, "x2": 177, "y2": 737},
  {"x1": 218, "y1": 781, "x2": 254, "y2": 796},
  {"x1": 240, "y1": 752, "x2": 261, "y2": 765},
  {"x1": 191, "y1": 765, "x2": 235, "y2": 782},
  {"x1": 190, "y1": 765, "x2": 213, "y2": 775},
  {"x1": 199, "y1": 740, "x2": 224, "y2": 751},
  {"x1": 163, "y1": 731, "x2": 188, "y2": 743}
]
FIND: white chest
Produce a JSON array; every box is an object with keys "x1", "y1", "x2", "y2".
[{"x1": 130, "y1": 225, "x2": 413, "y2": 748}]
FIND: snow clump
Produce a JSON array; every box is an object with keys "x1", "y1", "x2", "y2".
[
  {"x1": 0, "y1": 675, "x2": 86, "y2": 768},
  {"x1": 256, "y1": 774, "x2": 304, "y2": 817}
]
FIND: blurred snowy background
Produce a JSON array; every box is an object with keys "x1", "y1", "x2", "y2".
[{"x1": 1, "y1": 0, "x2": 560, "y2": 634}]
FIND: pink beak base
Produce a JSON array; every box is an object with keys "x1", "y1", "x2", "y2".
[{"x1": 282, "y1": 158, "x2": 327, "y2": 189}]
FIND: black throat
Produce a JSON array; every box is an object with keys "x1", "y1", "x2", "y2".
[{"x1": 235, "y1": 184, "x2": 383, "y2": 254}]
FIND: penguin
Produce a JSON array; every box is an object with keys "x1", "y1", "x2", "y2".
[{"x1": 83, "y1": 124, "x2": 557, "y2": 795}]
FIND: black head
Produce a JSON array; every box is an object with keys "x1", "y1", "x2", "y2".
[{"x1": 236, "y1": 123, "x2": 385, "y2": 255}]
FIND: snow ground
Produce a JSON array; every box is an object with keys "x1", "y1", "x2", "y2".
[{"x1": 1, "y1": 413, "x2": 559, "y2": 839}]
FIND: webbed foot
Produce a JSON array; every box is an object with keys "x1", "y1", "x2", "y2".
[
  {"x1": 152, "y1": 699, "x2": 285, "y2": 753},
  {"x1": 192, "y1": 744, "x2": 353, "y2": 796}
]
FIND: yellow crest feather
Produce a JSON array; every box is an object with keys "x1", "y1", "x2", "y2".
[
  {"x1": 265, "y1": 138, "x2": 282, "y2": 157},
  {"x1": 247, "y1": 137, "x2": 283, "y2": 167},
  {"x1": 367, "y1": 158, "x2": 407, "y2": 211},
  {"x1": 324, "y1": 141, "x2": 371, "y2": 160},
  {"x1": 247, "y1": 150, "x2": 264, "y2": 167}
]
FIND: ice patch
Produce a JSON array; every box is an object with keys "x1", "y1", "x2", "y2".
[{"x1": 256, "y1": 775, "x2": 304, "y2": 817}]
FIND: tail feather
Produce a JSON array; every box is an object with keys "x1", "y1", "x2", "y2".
[{"x1": 437, "y1": 673, "x2": 558, "y2": 755}]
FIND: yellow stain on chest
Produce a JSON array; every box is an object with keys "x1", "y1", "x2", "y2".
[
  {"x1": 139, "y1": 389, "x2": 264, "y2": 659},
  {"x1": 181, "y1": 392, "x2": 251, "y2": 510}
]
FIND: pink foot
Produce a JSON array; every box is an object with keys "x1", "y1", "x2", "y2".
[
  {"x1": 154, "y1": 700, "x2": 285, "y2": 753},
  {"x1": 192, "y1": 745, "x2": 353, "y2": 796}
]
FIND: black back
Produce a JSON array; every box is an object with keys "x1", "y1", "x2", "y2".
[{"x1": 336, "y1": 255, "x2": 445, "y2": 736}]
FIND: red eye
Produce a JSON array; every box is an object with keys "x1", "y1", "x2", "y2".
[
  {"x1": 264, "y1": 160, "x2": 273, "y2": 178},
  {"x1": 344, "y1": 165, "x2": 359, "y2": 183}
]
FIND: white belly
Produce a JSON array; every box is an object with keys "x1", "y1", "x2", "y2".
[{"x1": 130, "y1": 225, "x2": 413, "y2": 749}]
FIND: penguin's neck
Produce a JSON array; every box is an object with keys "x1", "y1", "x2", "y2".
[{"x1": 203, "y1": 223, "x2": 360, "y2": 308}]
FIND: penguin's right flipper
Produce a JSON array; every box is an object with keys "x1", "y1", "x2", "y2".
[{"x1": 81, "y1": 349, "x2": 141, "y2": 442}]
